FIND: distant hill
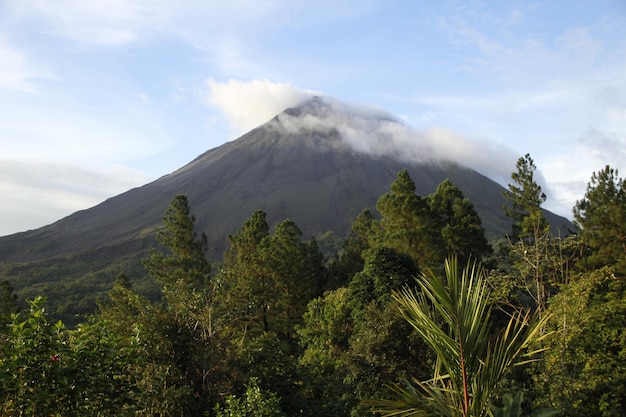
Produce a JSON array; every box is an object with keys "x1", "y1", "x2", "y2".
[{"x1": 0, "y1": 97, "x2": 573, "y2": 323}]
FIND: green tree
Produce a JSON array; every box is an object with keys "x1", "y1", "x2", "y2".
[
  {"x1": 0, "y1": 297, "x2": 130, "y2": 416},
  {"x1": 100, "y1": 276, "x2": 230, "y2": 416},
  {"x1": 220, "y1": 214, "x2": 325, "y2": 341},
  {"x1": 228, "y1": 332, "x2": 303, "y2": 416},
  {"x1": 573, "y1": 165, "x2": 626, "y2": 273},
  {"x1": 97, "y1": 277, "x2": 190, "y2": 416},
  {"x1": 329, "y1": 209, "x2": 376, "y2": 289},
  {"x1": 344, "y1": 300, "x2": 433, "y2": 417},
  {"x1": 144, "y1": 194, "x2": 212, "y2": 297},
  {"x1": 219, "y1": 210, "x2": 271, "y2": 336},
  {"x1": 503, "y1": 154, "x2": 549, "y2": 241},
  {"x1": 257, "y1": 219, "x2": 324, "y2": 340},
  {"x1": 215, "y1": 377, "x2": 285, "y2": 417},
  {"x1": 502, "y1": 155, "x2": 562, "y2": 315},
  {"x1": 219, "y1": 214, "x2": 327, "y2": 415},
  {"x1": 369, "y1": 257, "x2": 550, "y2": 417},
  {"x1": 534, "y1": 267, "x2": 626, "y2": 417},
  {"x1": 0, "y1": 297, "x2": 72, "y2": 416},
  {"x1": 297, "y1": 287, "x2": 353, "y2": 417},
  {"x1": 65, "y1": 319, "x2": 135, "y2": 414},
  {"x1": 347, "y1": 247, "x2": 418, "y2": 310},
  {"x1": 428, "y1": 179, "x2": 492, "y2": 264},
  {"x1": 376, "y1": 170, "x2": 442, "y2": 267},
  {"x1": 505, "y1": 233, "x2": 581, "y2": 314},
  {"x1": 344, "y1": 247, "x2": 427, "y2": 416},
  {"x1": 298, "y1": 248, "x2": 431, "y2": 417},
  {"x1": 99, "y1": 196, "x2": 228, "y2": 416}
]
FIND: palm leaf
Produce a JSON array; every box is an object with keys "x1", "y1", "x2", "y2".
[{"x1": 368, "y1": 257, "x2": 551, "y2": 417}]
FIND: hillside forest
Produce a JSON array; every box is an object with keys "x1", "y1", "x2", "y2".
[{"x1": 1, "y1": 154, "x2": 625, "y2": 417}]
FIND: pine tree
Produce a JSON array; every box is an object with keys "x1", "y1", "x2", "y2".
[
  {"x1": 144, "y1": 194, "x2": 212, "y2": 301},
  {"x1": 573, "y1": 165, "x2": 626, "y2": 273},
  {"x1": 258, "y1": 219, "x2": 324, "y2": 340},
  {"x1": 503, "y1": 154, "x2": 549, "y2": 241},
  {"x1": 503, "y1": 155, "x2": 560, "y2": 314},
  {"x1": 376, "y1": 170, "x2": 442, "y2": 267},
  {"x1": 428, "y1": 179, "x2": 492, "y2": 264},
  {"x1": 221, "y1": 214, "x2": 325, "y2": 341},
  {"x1": 219, "y1": 210, "x2": 271, "y2": 336},
  {"x1": 138, "y1": 195, "x2": 224, "y2": 414}
]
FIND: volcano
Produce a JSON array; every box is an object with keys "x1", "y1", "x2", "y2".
[{"x1": 0, "y1": 97, "x2": 572, "y2": 321}]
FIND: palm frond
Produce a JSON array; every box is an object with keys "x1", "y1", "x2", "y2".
[{"x1": 371, "y1": 257, "x2": 549, "y2": 417}]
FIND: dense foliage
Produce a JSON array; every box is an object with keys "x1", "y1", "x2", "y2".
[
  {"x1": 1, "y1": 161, "x2": 625, "y2": 416},
  {"x1": 368, "y1": 258, "x2": 551, "y2": 417}
]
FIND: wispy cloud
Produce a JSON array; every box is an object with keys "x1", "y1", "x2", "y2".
[
  {"x1": 273, "y1": 97, "x2": 519, "y2": 183},
  {"x1": 407, "y1": 61, "x2": 626, "y2": 215},
  {"x1": 436, "y1": 4, "x2": 622, "y2": 84},
  {"x1": 205, "y1": 78, "x2": 318, "y2": 132},
  {"x1": 203, "y1": 83, "x2": 522, "y2": 185}
]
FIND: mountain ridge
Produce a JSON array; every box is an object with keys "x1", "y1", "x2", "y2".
[{"x1": 0, "y1": 96, "x2": 572, "y2": 264}]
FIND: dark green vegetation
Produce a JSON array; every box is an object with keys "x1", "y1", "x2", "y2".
[
  {"x1": 0, "y1": 98, "x2": 572, "y2": 325},
  {"x1": 367, "y1": 258, "x2": 553, "y2": 417},
  {"x1": 1, "y1": 156, "x2": 625, "y2": 417}
]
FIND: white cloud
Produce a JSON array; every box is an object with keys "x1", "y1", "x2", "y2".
[
  {"x1": 205, "y1": 78, "x2": 317, "y2": 132},
  {"x1": 272, "y1": 97, "x2": 520, "y2": 184},
  {"x1": 0, "y1": 161, "x2": 150, "y2": 236},
  {"x1": 207, "y1": 87, "x2": 522, "y2": 188}
]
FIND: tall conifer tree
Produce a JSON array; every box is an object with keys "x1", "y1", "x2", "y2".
[
  {"x1": 220, "y1": 210, "x2": 271, "y2": 335},
  {"x1": 428, "y1": 179, "x2": 492, "y2": 264},
  {"x1": 376, "y1": 170, "x2": 441, "y2": 267},
  {"x1": 144, "y1": 194, "x2": 211, "y2": 297},
  {"x1": 574, "y1": 165, "x2": 626, "y2": 273},
  {"x1": 503, "y1": 154, "x2": 549, "y2": 240},
  {"x1": 258, "y1": 219, "x2": 324, "y2": 340}
]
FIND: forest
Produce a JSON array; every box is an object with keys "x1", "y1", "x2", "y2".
[{"x1": 0, "y1": 154, "x2": 625, "y2": 417}]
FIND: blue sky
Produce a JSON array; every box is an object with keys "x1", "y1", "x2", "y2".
[{"x1": 1, "y1": 0, "x2": 625, "y2": 235}]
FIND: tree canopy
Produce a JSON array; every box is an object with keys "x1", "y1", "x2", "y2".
[{"x1": 2, "y1": 162, "x2": 625, "y2": 417}]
